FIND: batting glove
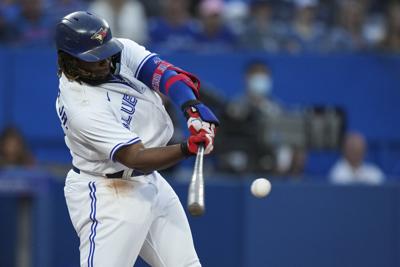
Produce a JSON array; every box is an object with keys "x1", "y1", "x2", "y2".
[
  {"x1": 181, "y1": 129, "x2": 215, "y2": 156},
  {"x1": 183, "y1": 101, "x2": 219, "y2": 135}
]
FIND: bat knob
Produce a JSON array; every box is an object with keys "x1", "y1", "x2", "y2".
[{"x1": 188, "y1": 203, "x2": 205, "y2": 216}]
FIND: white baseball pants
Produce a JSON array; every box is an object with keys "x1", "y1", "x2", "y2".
[{"x1": 64, "y1": 170, "x2": 201, "y2": 267}]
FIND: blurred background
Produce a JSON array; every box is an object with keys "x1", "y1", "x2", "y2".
[{"x1": 1, "y1": 0, "x2": 400, "y2": 266}]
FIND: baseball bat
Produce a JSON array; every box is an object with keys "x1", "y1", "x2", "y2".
[{"x1": 187, "y1": 145, "x2": 205, "y2": 216}]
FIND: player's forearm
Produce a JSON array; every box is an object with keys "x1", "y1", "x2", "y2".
[
  {"x1": 115, "y1": 143, "x2": 186, "y2": 173},
  {"x1": 137, "y1": 56, "x2": 199, "y2": 108},
  {"x1": 133, "y1": 145, "x2": 187, "y2": 172}
]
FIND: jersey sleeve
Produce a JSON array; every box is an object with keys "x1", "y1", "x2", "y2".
[
  {"x1": 69, "y1": 109, "x2": 141, "y2": 161},
  {"x1": 117, "y1": 38, "x2": 157, "y2": 79}
]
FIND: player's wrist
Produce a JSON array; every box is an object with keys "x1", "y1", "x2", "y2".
[
  {"x1": 181, "y1": 100, "x2": 201, "y2": 115},
  {"x1": 180, "y1": 142, "x2": 192, "y2": 157},
  {"x1": 182, "y1": 101, "x2": 220, "y2": 126}
]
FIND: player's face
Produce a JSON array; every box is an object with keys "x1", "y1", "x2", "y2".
[{"x1": 77, "y1": 58, "x2": 111, "y2": 79}]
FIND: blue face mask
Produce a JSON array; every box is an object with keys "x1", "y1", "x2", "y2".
[{"x1": 247, "y1": 74, "x2": 272, "y2": 96}]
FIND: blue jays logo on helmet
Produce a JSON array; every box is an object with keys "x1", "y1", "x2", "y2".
[{"x1": 91, "y1": 27, "x2": 108, "y2": 44}]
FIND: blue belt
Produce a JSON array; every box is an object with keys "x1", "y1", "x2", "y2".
[{"x1": 72, "y1": 166, "x2": 148, "y2": 178}]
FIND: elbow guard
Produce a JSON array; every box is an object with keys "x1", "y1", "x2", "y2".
[{"x1": 151, "y1": 60, "x2": 200, "y2": 98}]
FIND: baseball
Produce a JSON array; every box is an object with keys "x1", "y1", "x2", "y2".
[{"x1": 251, "y1": 178, "x2": 271, "y2": 198}]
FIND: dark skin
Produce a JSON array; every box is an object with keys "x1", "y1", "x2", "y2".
[
  {"x1": 115, "y1": 142, "x2": 186, "y2": 173},
  {"x1": 77, "y1": 58, "x2": 112, "y2": 80},
  {"x1": 76, "y1": 59, "x2": 189, "y2": 173}
]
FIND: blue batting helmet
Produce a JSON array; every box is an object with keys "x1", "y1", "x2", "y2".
[{"x1": 55, "y1": 11, "x2": 123, "y2": 62}]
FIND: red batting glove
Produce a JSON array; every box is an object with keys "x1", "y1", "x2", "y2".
[
  {"x1": 182, "y1": 104, "x2": 217, "y2": 156},
  {"x1": 181, "y1": 131, "x2": 215, "y2": 156}
]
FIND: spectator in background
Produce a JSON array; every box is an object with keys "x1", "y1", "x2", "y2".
[
  {"x1": 231, "y1": 60, "x2": 282, "y2": 117},
  {"x1": 328, "y1": 0, "x2": 369, "y2": 52},
  {"x1": 217, "y1": 60, "x2": 309, "y2": 176},
  {"x1": 148, "y1": 0, "x2": 199, "y2": 52},
  {"x1": 285, "y1": 0, "x2": 328, "y2": 53},
  {"x1": 0, "y1": 126, "x2": 34, "y2": 168},
  {"x1": 216, "y1": 60, "x2": 281, "y2": 173},
  {"x1": 329, "y1": 132, "x2": 384, "y2": 185},
  {"x1": 13, "y1": 0, "x2": 54, "y2": 46},
  {"x1": 380, "y1": 1, "x2": 400, "y2": 52},
  {"x1": 195, "y1": 0, "x2": 237, "y2": 52},
  {"x1": 240, "y1": 0, "x2": 285, "y2": 52},
  {"x1": 89, "y1": 0, "x2": 148, "y2": 44},
  {"x1": 222, "y1": 0, "x2": 248, "y2": 37}
]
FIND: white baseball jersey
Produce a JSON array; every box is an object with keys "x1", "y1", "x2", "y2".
[
  {"x1": 57, "y1": 38, "x2": 201, "y2": 267},
  {"x1": 57, "y1": 38, "x2": 174, "y2": 175}
]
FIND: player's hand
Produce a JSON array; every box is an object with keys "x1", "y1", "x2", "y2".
[
  {"x1": 184, "y1": 102, "x2": 219, "y2": 135},
  {"x1": 182, "y1": 128, "x2": 215, "y2": 156},
  {"x1": 188, "y1": 131, "x2": 214, "y2": 155},
  {"x1": 187, "y1": 117, "x2": 217, "y2": 137}
]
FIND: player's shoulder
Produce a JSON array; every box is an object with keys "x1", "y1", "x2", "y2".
[
  {"x1": 117, "y1": 38, "x2": 155, "y2": 66},
  {"x1": 59, "y1": 75, "x2": 86, "y2": 105},
  {"x1": 117, "y1": 38, "x2": 147, "y2": 54},
  {"x1": 363, "y1": 162, "x2": 384, "y2": 176},
  {"x1": 328, "y1": 159, "x2": 347, "y2": 177}
]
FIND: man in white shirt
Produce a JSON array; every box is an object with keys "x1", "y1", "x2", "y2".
[{"x1": 329, "y1": 132, "x2": 384, "y2": 185}]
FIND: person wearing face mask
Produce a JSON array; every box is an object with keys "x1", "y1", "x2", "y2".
[
  {"x1": 245, "y1": 60, "x2": 282, "y2": 117},
  {"x1": 215, "y1": 60, "x2": 282, "y2": 174}
]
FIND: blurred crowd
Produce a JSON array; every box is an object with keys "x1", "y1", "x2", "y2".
[
  {"x1": 212, "y1": 59, "x2": 386, "y2": 184},
  {"x1": 0, "y1": 0, "x2": 396, "y2": 185},
  {"x1": 0, "y1": 0, "x2": 400, "y2": 53}
]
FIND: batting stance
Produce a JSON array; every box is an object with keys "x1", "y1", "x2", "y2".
[{"x1": 55, "y1": 11, "x2": 218, "y2": 267}]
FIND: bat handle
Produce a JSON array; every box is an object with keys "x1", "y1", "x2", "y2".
[
  {"x1": 187, "y1": 144, "x2": 205, "y2": 216},
  {"x1": 197, "y1": 144, "x2": 205, "y2": 156}
]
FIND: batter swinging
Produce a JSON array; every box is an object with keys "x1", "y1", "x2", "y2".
[{"x1": 55, "y1": 11, "x2": 219, "y2": 267}]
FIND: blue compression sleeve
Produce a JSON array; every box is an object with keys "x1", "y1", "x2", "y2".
[
  {"x1": 161, "y1": 70, "x2": 197, "y2": 108},
  {"x1": 137, "y1": 56, "x2": 197, "y2": 108}
]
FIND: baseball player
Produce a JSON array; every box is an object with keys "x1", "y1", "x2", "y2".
[{"x1": 55, "y1": 11, "x2": 219, "y2": 267}]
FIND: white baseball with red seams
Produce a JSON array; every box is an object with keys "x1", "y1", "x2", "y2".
[{"x1": 251, "y1": 178, "x2": 272, "y2": 198}]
